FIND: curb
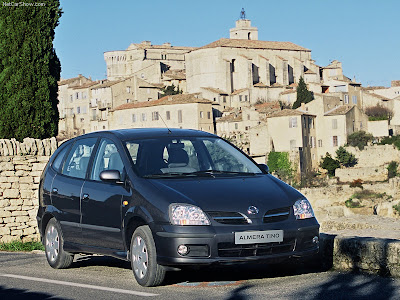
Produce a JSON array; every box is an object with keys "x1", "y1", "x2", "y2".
[{"x1": 319, "y1": 233, "x2": 400, "y2": 277}]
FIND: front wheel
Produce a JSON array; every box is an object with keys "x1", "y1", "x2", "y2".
[
  {"x1": 44, "y1": 218, "x2": 73, "y2": 269},
  {"x1": 130, "y1": 225, "x2": 166, "y2": 287}
]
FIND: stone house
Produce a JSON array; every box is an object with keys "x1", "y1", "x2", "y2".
[
  {"x1": 104, "y1": 41, "x2": 195, "y2": 83},
  {"x1": 267, "y1": 109, "x2": 318, "y2": 173},
  {"x1": 110, "y1": 93, "x2": 214, "y2": 133},
  {"x1": 185, "y1": 18, "x2": 320, "y2": 107}
]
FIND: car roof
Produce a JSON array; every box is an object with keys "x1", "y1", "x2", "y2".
[{"x1": 72, "y1": 128, "x2": 217, "y2": 141}]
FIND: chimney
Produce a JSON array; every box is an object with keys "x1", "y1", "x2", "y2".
[
  {"x1": 141, "y1": 41, "x2": 151, "y2": 46},
  {"x1": 162, "y1": 42, "x2": 171, "y2": 47}
]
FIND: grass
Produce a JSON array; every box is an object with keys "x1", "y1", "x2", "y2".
[
  {"x1": 345, "y1": 198, "x2": 362, "y2": 208},
  {"x1": 0, "y1": 240, "x2": 44, "y2": 252},
  {"x1": 345, "y1": 190, "x2": 392, "y2": 209}
]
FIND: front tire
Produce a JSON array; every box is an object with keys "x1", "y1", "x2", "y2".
[
  {"x1": 44, "y1": 218, "x2": 73, "y2": 269},
  {"x1": 130, "y1": 225, "x2": 166, "y2": 287}
]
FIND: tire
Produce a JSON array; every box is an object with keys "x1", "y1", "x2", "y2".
[
  {"x1": 44, "y1": 218, "x2": 73, "y2": 269},
  {"x1": 130, "y1": 225, "x2": 166, "y2": 287}
]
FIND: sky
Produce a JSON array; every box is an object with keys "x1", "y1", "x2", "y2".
[{"x1": 54, "y1": 0, "x2": 400, "y2": 87}]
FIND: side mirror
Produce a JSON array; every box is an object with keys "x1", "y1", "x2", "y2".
[
  {"x1": 100, "y1": 170, "x2": 121, "y2": 182},
  {"x1": 258, "y1": 164, "x2": 269, "y2": 174}
]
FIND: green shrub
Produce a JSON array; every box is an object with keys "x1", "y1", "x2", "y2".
[
  {"x1": 393, "y1": 203, "x2": 400, "y2": 215},
  {"x1": 380, "y1": 135, "x2": 400, "y2": 150},
  {"x1": 320, "y1": 153, "x2": 340, "y2": 176},
  {"x1": 365, "y1": 104, "x2": 392, "y2": 121},
  {"x1": 336, "y1": 146, "x2": 357, "y2": 167},
  {"x1": 345, "y1": 198, "x2": 362, "y2": 208},
  {"x1": 387, "y1": 161, "x2": 399, "y2": 179},
  {"x1": 347, "y1": 131, "x2": 373, "y2": 150},
  {"x1": 267, "y1": 151, "x2": 294, "y2": 183}
]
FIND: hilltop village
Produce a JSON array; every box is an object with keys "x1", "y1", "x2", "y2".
[{"x1": 57, "y1": 16, "x2": 400, "y2": 178}]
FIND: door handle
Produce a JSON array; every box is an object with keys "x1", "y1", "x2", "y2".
[
  {"x1": 82, "y1": 193, "x2": 90, "y2": 202},
  {"x1": 52, "y1": 188, "x2": 58, "y2": 194}
]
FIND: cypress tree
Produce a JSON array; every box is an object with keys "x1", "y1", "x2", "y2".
[
  {"x1": 0, "y1": 1, "x2": 62, "y2": 141},
  {"x1": 292, "y1": 76, "x2": 313, "y2": 109}
]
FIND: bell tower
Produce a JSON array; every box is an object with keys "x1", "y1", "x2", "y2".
[{"x1": 229, "y1": 8, "x2": 258, "y2": 40}]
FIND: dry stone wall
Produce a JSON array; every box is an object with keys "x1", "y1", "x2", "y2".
[{"x1": 0, "y1": 138, "x2": 57, "y2": 243}]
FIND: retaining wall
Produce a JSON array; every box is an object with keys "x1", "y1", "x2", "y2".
[{"x1": 0, "y1": 138, "x2": 57, "y2": 243}]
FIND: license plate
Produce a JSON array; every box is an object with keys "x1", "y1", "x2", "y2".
[{"x1": 234, "y1": 230, "x2": 283, "y2": 244}]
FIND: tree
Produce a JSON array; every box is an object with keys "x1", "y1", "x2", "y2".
[
  {"x1": 292, "y1": 76, "x2": 313, "y2": 109},
  {"x1": 347, "y1": 131, "x2": 373, "y2": 150},
  {"x1": 336, "y1": 146, "x2": 357, "y2": 167},
  {"x1": 0, "y1": 1, "x2": 62, "y2": 141},
  {"x1": 320, "y1": 153, "x2": 340, "y2": 176},
  {"x1": 160, "y1": 84, "x2": 182, "y2": 96}
]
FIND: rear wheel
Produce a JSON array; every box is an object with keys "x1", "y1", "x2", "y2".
[
  {"x1": 130, "y1": 225, "x2": 166, "y2": 287},
  {"x1": 44, "y1": 218, "x2": 73, "y2": 269}
]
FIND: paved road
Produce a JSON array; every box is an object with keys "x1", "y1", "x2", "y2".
[{"x1": 1, "y1": 251, "x2": 399, "y2": 299}]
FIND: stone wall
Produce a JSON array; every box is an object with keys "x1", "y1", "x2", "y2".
[{"x1": 0, "y1": 138, "x2": 57, "y2": 243}]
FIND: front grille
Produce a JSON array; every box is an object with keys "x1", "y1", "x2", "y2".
[
  {"x1": 208, "y1": 211, "x2": 250, "y2": 225},
  {"x1": 218, "y1": 238, "x2": 295, "y2": 257},
  {"x1": 263, "y1": 207, "x2": 290, "y2": 223}
]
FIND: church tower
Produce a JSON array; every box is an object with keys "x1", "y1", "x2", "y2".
[{"x1": 229, "y1": 8, "x2": 258, "y2": 40}]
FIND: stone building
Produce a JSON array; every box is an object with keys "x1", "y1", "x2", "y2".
[{"x1": 110, "y1": 93, "x2": 214, "y2": 133}]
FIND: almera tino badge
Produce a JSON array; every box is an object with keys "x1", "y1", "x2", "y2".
[{"x1": 247, "y1": 206, "x2": 259, "y2": 215}]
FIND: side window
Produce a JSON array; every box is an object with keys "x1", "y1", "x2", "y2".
[
  {"x1": 91, "y1": 139, "x2": 124, "y2": 181},
  {"x1": 126, "y1": 142, "x2": 140, "y2": 164},
  {"x1": 52, "y1": 144, "x2": 71, "y2": 172},
  {"x1": 62, "y1": 138, "x2": 97, "y2": 179}
]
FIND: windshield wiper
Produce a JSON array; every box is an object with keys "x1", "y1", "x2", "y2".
[
  {"x1": 192, "y1": 170, "x2": 256, "y2": 176},
  {"x1": 142, "y1": 172, "x2": 196, "y2": 178}
]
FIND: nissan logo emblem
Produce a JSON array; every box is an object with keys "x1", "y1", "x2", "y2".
[{"x1": 247, "y1": 206, "x2": 259, "y2": 215}]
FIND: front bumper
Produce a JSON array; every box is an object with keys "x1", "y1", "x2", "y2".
[{"x1": 152, "y1": 219, "x2": 320, "y2": 266}]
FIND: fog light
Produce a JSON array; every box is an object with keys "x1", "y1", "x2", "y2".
[
  {"x1": 312, "y1": 236, "x2": 319, "y2": 244},
  {"x1": 177, "y1": 244, "x2": 189, "y2": 256}
]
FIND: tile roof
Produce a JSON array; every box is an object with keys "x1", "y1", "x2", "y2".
[
  {"x1": 280, "y1": 89, "x2": 296, "y2": 95},
  {"x1": 254, "y1": 101, "x2": 281, "y2": 115},
  {"x1": 163, "y1": 69, "x2": 186, "y2": 80},
  {"x1": 324, "y1": 105, "x2": 355, "y2": 116},
  {"x1": 366, "y1": 92, "x2": 391, "y2": 101},
  {"x1": 70, "y1": 81, "x2": 100, "y2": 90},
  {"x1": 231, "y1": 88, "x2": 248, "y2": 95},
  {"x1": 201, "y1": 87, "x2": 229, "y2": 95},
  {"x1": 216, "y1": 112, "x2": 242, "y2": 123},
  {"x1": 304, "y1": 69, "x2": 316, "y2": 74},
  {"x1": 199, "y1": 38, "x2": 310, "y2": 52},
  {"x1": 58, "y1": 75, "x2": 90, "y2": 86},
  {"x1": 113, "y1": 93, "x2": 211, "y2": 111},
  {"x1": 253, "y1": 82, "x2": 268, "y2": 88},
  {"x1": 128, "y1": 43, "x2": 196, "y2": 51},
  {"x1": 269, "y1": 109, "x2": 315, "y2": 118},
  {"x1": 92, "y1": 80, "x2": 123, "y2": 89}
]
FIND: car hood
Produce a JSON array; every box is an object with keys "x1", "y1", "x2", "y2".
[{"x1": 148, "y1": 174, "x2": 304, "y2": 216}]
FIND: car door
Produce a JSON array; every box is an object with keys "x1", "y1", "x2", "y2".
[
  {"x1": 80, "y1": 138, "x2": 131, "y2": 250},
  {"x1": 51, "y1": 137, "x2": 97, "y2": 245}
]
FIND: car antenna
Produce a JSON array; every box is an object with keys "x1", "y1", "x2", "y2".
[{"x1": 158, "y1": 112, "x2": 172, "y2": 134}]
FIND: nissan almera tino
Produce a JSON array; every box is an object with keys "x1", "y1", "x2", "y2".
[{"x1": 37, "y1": 128, "x2": 319, "y2": 286}]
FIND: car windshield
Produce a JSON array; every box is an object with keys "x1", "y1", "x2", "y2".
[{"x1": 125, "y1": 136, "x2": 262, "y2": 178}]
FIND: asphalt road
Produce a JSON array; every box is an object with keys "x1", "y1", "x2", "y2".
[{"x1": 0, "y1": 251, "x2": 399, "y2": 300}]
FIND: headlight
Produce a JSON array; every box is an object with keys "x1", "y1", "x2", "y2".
[
  {"x1": 293, "y1": 199, "x2": 315, "y2": 220},
  {"x1": 169, "y1": 204, "x2": 210, "y2": 225}
]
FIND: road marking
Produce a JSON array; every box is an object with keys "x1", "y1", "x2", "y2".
[{"x1": 0, "y1": 274, "x2": 159, "y2": 297}]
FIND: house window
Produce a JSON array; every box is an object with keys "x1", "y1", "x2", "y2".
[
  {"x1": 152, "y1": 111, "x2": 159, "y2": 121},
  {"x1": 352, "y1": 95, "x2": 357, "y2": 104},
  {"x1": 332, "y1": 119, "x2": 338, "y2": 129},
  {"x1": 303, "y1": 136, "x2": 308, "y2": 147},
  {"x1": 333, "y1": 136, "x2": 338, "y2": 147},
  {"x1": 132, "y1": 114, "x2": 136, "y2": 122},
  {"x1": 77, "y1": 107, "x2": 81, "y2": 114},
  {"x1": 75, "y1": 92, "x2": 79, "y2": 100},
  {"x1": 231, "y1": 59, "x2": 235, "y2": 72},
  {"x1": 247, "y1": 114, "x2": 250, "y2": 120},
  {"x1": 127, "y1": 86, "x2": 131, "y2": 93},
  {"x1": 200, "y1": 111, "x2": 204, "y2": 119},
  {"x1": 80, "y1": 118, "x2": 84, "y2": 123},
  {"x1": 178, "y1": 110, "x2": 182, "y2": 123},
  {"x1": 308, "y1": 117, "x2": 313, "y2": 128},
  {"x1": 141, "y1": 113, "x2": 146, "y2": 121},
  {"x1": 213, "y1": 97, "x2": 216, "y2": 102},
  {"x1": 318, "y1": 139, "x2": 322, "y2": 147},
  {"x1": 223, "y1": 96, "x2": 226, "y2": 103},
  {"x1": 70, "y1": 95, "x2": 73, "y2": 102},
  {"x1": 289, "y1": 117, "x2": 297, "y2": 128},
  {"x1": 344, "y1": 94, "x2": 349, "y2": 104},
  {"x1": 166, "y1": 111, "x2": 171, "y2": 120},
  {"x1": 207, "y1": 111, "x2": 211, "y2": 119},
  {"x1": 245, "y1": 95, "x2": 248, "y2": 102},
  {"x1": 235, "y1": 123, "x2": 238, "y2": 130},
  {"x1": 239, "y1": 95, "x2": 242, "y2": 102}
]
